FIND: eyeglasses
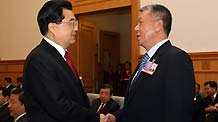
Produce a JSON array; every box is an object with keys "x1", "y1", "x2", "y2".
[{"x1": 58, "y1": 19, "x2": 78, "y2": 28}]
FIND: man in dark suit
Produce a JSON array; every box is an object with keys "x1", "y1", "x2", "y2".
[
  {"x1": 193, "y1": 83, "x2": 203, "y2": 122},
  {"x1": 23, "y1": 1, "x2": 104, "y2": 122},
  {"x1": 106, "y1": 4, "x2": 195, "y2": 122},
  {"x1": 8, "y1": 88, "x2": 28, "y2": 122},
  {"x1": 0, "y1": 88, "x2": 13, "y2": 122},
  {"x1": 202, "y1": 81, "x2": 218, "y2": 122},
  {"x1": 16, "y1": 77, "x2": 23, "y2": 89},
  {"x1": 4, "y1": 77, "x2": 16, "y2": 93},
  {"x1": 91, "y1": 84, "x2": 120, "y2": 115}
]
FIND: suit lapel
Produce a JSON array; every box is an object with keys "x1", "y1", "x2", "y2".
[
  {"x1": 124, "y1": 41, "x2": 172, "y2": 106},
  {"x1": 102, "y1": 99, "x2": 112, "y2": 113},
  {"x1": 41, "y1": 39, "x2": 78, "y2": 80}
]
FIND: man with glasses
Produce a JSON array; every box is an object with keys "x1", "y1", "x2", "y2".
[{"x1": 23, "y1": 1, "x2": 104, "y2": 122}]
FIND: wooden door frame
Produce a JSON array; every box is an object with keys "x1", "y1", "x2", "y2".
[{"x1": 70, "y1": 0, "x2": 140, "y2": 72}]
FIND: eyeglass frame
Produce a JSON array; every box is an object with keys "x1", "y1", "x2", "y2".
[{"x1": 56, "y1": 18, "x2": 78, "y2": 28}]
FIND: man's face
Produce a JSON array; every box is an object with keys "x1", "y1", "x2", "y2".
[
  {"x1": 53, "y1": 9, "x2": 78, "y2": 49},
  {"x1": 8, "y1": 94, "x2": 25, "y2": 119},
  {"x1": 195, "y1": 84, "x2": 200, "y2": 95},
  {"x1": 204, "y1": 85, "x2": 210, "y2": 97},
  {"x1": 135, "y1": 10, "x2": 157, "y2": 48},
  {"x1": 204, "y1": 84, "x2": 216, "y2": 96},
  {"x1": 99, "y1": 88, "x2": 111, "y2": 103},
  {"x1": 0, "y1": 90, "x2": 4, "y2": 105},
  {"x1": 0, "y1": 90, "x2": 7, "y2": 105}
]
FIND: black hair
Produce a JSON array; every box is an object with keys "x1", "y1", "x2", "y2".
[
  {"x1": 11, "y1": 88, "x2": 25, "y2": 104},
  {"x1": 140, "y1": 4, "x2": 172, "y2": 36},
  {"x1": 100, "y1": 84, "x2": 113, "y2": 95},
  {"x1": 4, "y1": 77, "x2": 12, "y2": 83},
  {"x1": 37, "y1": 0, "x2": 72, "y2": 36},
  {"x1": 17, "y1": 77, "x2": 23, "y2": 83}
]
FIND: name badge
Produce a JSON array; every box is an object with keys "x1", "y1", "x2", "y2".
[{"x1": 141, "y1": 60, "x2": 158, "y2": 75}]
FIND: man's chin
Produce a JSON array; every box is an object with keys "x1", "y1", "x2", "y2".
[{"x1": 70, "y1": 39, "x2": 76, "y2": 44}]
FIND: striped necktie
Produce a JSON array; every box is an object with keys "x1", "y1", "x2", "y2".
[{"x1": 131, "y1": 53, "x2": 150, "y2": 84}]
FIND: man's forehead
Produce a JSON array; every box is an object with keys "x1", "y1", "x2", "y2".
[
  {"x1": 100, "y1": 88, "x2": 110, "y2": 92},
  {"x1": 63, "y1": 9, "x2": 75, "y2": 17}
]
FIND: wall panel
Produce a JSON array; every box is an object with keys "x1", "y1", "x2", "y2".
[
  {"x1": 70, "y1": 0, "x2": 131, "y2": 14},
  {"x1": 0, "y1": 60, "x2": 24, "y2": 87},
  {"x1": 189, "y1": 52, "x2": 218, "y2": 91}
]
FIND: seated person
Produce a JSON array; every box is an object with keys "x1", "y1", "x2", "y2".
[
  {"x1": 4, "y1": 77, "x2": 16, "y2": 93},
  {"x1": 90, "y1": 84, "x2": 120, "y2": 114},
  {"x1": 0, "y1": 88, "x2": 13, "y2": 122},
  {"x1": 193, "y1": 83, "x2": 203, "y2": 122},
  {"x1": 202, "y1": 81, "x2": 218, "y2": 122},
  {"x1": 8, "y1": 88, "x2": 28, "y2": 122},
  {"x1": 16, "y1": 77, "x2": 23, "y2": 89}
]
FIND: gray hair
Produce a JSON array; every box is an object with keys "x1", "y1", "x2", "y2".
[{"x1": 140, "y1": 4, "x2": 172, "y2": 36}]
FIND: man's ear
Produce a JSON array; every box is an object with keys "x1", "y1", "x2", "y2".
[
  {"x1": 48, "y1": 23, "x2": 56, "y2": 35},
  {"x1": 154, "y1": 20, "x2": 163, "y2": 32}
]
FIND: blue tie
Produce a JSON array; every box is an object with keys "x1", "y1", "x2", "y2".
[{"x1": 131, "y1": 53, "x2": 150, "y2": 83}]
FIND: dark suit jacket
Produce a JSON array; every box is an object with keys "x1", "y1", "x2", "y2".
[
  {"x1": 6, "y1": 84, "x2": 16, "y2": 93},
  {"x1": 16, "y1": 114, "x2": 28, "y2": 122},
  {"x1": 202, "y1": 92, "x2": 218, "y2": 114},
  {"x1": 115, "y1": 41, "x2": 195, "y2": 122},
  {"x1": 193, "y1": 95, "x2": 203, "y2": 122},
  {"x1": 23, "y1": 39, "x2": 99, "y2": 122},
  {"x1": 91, "y1": 98, "x2": 120, "y2": 114},
  {"x1": 202, "y1": 93, "x2": 218, "y2": 122},
  {"x1": 0, "y1": 102, "x2": 13, "y2": 122}
]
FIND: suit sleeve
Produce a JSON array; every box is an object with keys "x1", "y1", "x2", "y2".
[
  {"x1": 110, "y1": 101, "x2": 120, "y2": 114},
  {"x1": 24, "y1": 56, "x2": 99, "y2": 122},
  {"x1": 165, "y1": 51, "x2": 195, "y2": 122}
]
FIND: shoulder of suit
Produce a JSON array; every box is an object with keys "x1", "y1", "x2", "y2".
[
  {"x1": 109, "y1": 98, "x2": 120, "y2": 106},
  {"x1": 92, "y1": 98, "x2": 101, "y2": 104}
]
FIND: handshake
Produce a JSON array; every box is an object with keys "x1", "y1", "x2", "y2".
[{"x1": 100, "y1": 113, "x2": 116, "y2": 122}]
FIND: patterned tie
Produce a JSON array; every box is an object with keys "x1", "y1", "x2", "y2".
[
  {"x1": 64, "y1": 51, "x2": 78, "y2": 80},
  {"x1": 131, "y1": 53, "x2": 150, "y2": 84}
]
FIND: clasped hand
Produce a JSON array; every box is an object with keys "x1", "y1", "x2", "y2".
[{"x1": 100, "y1": 113, "x2": 116, "y2": 122}]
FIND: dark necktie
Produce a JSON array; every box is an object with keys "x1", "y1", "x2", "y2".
[
  {"x1": 211, "y1": 96, "x2": 215, "y2": 103},
  {"x1": 64, "y1": 51, "x2": 78, "y2": 80},
  {"x1": 131, "y1": 53, "x2": 150, "y2": 83},
  {"x1": 97, "y1": 103, "x2": 105, "y2": 114}
]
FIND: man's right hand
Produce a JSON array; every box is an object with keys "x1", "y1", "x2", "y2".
[{"x1": 105, "y1": 113, "x2": 116, "y2": 122}]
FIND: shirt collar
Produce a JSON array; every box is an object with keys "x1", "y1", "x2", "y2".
[
  {"x1": 213, "y1": 92, "x2": 217, "y2": 99},
  {"x1": 15, "y1": 112, "x2": 26, "y2": 122},
  {"x1": 43, "y1": 37, "x2": 65, "y2": 59},
  {"x1": 147, "y1": 38, "x2": 168, "y2": 59}
]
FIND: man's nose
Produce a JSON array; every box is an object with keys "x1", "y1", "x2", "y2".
[{"x1": 135, "y1": 24, "x2": 139, "y2": 32}]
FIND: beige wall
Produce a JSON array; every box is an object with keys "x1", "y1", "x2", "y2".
[
  {"x1": 140, "y1": 0, "x2": 218, "y2": 54},
  {"x1": 1, "y1": 1, "x2": 218, "y2": 60},
  {"x1": 0, "y1": 0, "x2": 46, "y2": 60}
]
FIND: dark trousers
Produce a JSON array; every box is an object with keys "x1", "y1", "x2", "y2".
[{"x1": 204, "y1": 112, "x2": 218, "y2": 122}]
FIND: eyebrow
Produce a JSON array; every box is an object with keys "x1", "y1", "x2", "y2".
[{"x1": 69, "y1": 18, "x2": 76, "y2": 21}]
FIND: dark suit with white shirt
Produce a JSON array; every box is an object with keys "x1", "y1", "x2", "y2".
[
  {"x1": 0, "y1": 102, "x2": 13, "y2": 122},
  {"x1": 23, "y1": 39, "x2": 99, "y2": 122},
  {"x1": 16, "y1": 114, "x2": 28, "y2": 122},
  {"x1": 115, "y1": 41, "x2": 195, "y2": 122},
  {"x1": 202, "y1": 92, "x2": 218, "y2": 122},
  {"x1": 91, "y1": 98, "x2": 120, "y2": 114}
]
